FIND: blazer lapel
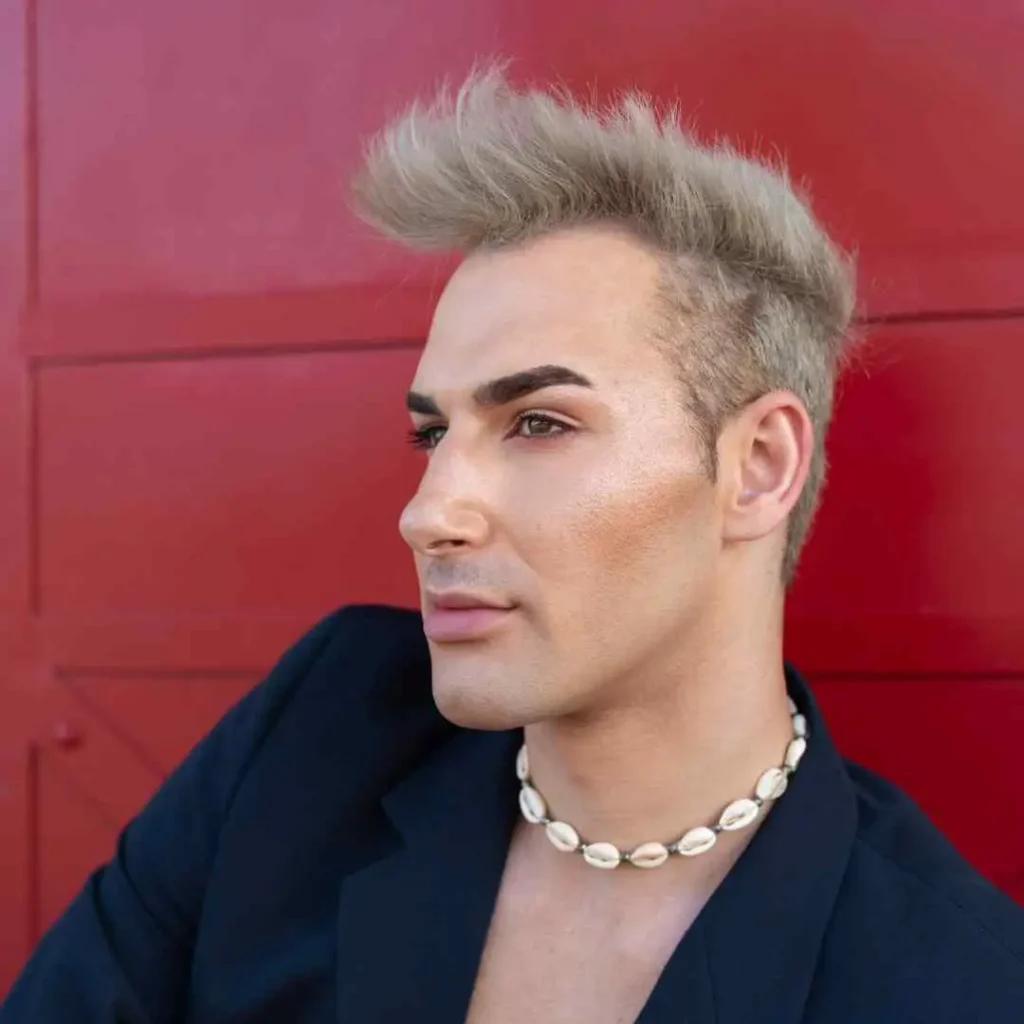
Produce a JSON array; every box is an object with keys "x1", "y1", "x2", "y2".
[{"x1": 335, "y1": 725, "x2": 521, "y2": 1021}]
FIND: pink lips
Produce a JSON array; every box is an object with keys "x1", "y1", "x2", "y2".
[{"x1": 422, "y1": 592, "x2": 517, "y2": 642}]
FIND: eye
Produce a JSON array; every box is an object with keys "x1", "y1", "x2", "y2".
[
  {"x1": 514, "y1": 413, "x2": 571, "y2": 439},
  {"x1": 407, "y1": 424, "x2": 446, "y2": 451},
  {"x1": 406, "y1": 413, "x2": 572, "y2": 453}
]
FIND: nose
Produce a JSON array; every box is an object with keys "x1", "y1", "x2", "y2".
[{"x1": 399, "y1": 455, "x2": 492, "y2": 556}]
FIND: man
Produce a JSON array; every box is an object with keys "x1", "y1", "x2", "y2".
[{"x1": 3, "y1": 66, "x2": 1023, "y2": 1023}]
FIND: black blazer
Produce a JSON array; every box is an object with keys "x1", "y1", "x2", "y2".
[{"x1": 3, "y1": 605, "x2": 1024, "y2": 1022}]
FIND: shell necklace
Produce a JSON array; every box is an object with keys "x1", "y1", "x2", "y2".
[{"x1": 516, "y1": 697, "x2": 808, "y2": 869}]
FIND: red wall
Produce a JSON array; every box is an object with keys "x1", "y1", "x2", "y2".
[{"x1": 2, "y1": 0, "x2": 1024, "y2": 994}]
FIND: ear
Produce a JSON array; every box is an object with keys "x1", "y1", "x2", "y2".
[{"x1": 717, "y1": 391, "x2": 813, "y2": 547}]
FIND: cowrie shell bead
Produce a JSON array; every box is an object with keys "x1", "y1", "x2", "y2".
[
  {"x1": 756, "y1": 767, "x2": 789, "y2": 801},
  {"x1": 719, "y1": 798, "x2": 760, "y2": 831},
  {"x1": 792, "y1": 714, "x2": 808, "y2": 738},
  {"x1": 545, "y1": 820, "x2": 581, "y2": 853},
  {"x1": 583, "y1": 842, "x2": 622, "y2": 869},
  {"x1": 676, "y1": 826, "x2": 717, "y2": 857},
  {"x1": 516, "y1": 746, "x2": 530, "y2": 781},
  {"x1": 785, "y1": 737, "x2": 808, "y2": 771},
  {"x1": 518, "y1": 785, "x2": 547, "y2": 824},
  {"x1": 629, "y1": 842, "x2": 670, "y2": 869}
]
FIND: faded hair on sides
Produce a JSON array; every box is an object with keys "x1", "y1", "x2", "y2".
[{"x1": 350, "y1": 64, "x2": 857, "y2": 583}]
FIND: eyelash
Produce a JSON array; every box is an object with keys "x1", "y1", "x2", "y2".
[{"x1": 406, "y1": 412, "x2": 572, "y2": 452}]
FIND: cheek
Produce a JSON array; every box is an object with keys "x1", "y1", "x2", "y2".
[
  {"x1": 509, "y1": 457, "x2": 717, "y2": 589},
  {"x1": 593, "y1": 475, "x2": 717, "y2": 587}
]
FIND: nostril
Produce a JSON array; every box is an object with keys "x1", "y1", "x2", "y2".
[{"x1": 427, "y1": 537, "x2": 468, "y2": 552}]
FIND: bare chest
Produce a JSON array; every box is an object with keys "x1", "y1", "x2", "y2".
[
  {"x1": 465, "y1": 840, "x2": 706, "y2": 1024},
  {"x1": 465, "y1": 920, "x2": 680, "y2": 1024}
]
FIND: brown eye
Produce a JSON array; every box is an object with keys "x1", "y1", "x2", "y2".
[{"x1": 515, "y1": 414, "x2": 570, "y2": 438}]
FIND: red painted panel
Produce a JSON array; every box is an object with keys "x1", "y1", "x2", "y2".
[
  {"x1": 21, "y1": 283, "x2": 448, "y2": 361},
  {"x1": 34, "y1": 0, "x2": 1024, "y2": 318},
  {"x1": 0, "y1": 0, "x2": 26, "y2": 314},
  {"x1": 34, "y1": 674, "x2": 255, "y2": 935},
  {"x1": 41, "y1": 612, "x2": 334, "y2": 676},
  {"x1": 37, "y1": 346, "x2": 423, "y2": 617},
  {"x1": 37, "y1": 0, "x2": 510, "y2": 297},
  {"x1": 789, "y1": 318, "x2": 1024, "y2": 673},
  {"x1": 0, "y1": 0, "x2": 33, "y2": 994},
  {"x1": 814, "y1": 676, "x2": 1024, "y2": 903},
  {"x1": 0, "y1": 0, "x2": 30, "y2": 615},
  {"x1": 55, "y1": 674, "x2": 258, "y2": 781}
]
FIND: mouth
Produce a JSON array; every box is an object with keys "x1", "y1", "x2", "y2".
[{"x1": 422, "y1": 591, "x2": 518, "y2": 643}]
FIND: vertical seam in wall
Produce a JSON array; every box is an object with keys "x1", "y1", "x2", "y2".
[
  {"x1": 23, "y1": 0, "x2": 42, "y2": 615},
  {"x1": 23, "y1": 0, "x2": 40, "y2": 310},
  {"x1": 27, "y1": 366, "x2": 40, "y2": 615}
]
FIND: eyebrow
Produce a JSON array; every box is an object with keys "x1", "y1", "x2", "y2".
[{"x1": 406, "y1": 364, "x2": 595, "y2": 416}]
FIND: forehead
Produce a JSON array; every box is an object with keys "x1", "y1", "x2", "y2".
[{"x1": 414, "y1": 225, "x2": 672, "y2": 392}]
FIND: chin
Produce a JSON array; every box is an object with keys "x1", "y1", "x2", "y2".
[
  {"x1": 431, "y1": 681, "x2": 524, "y2": 731},
  {"x1": 429, "y1": 656, "x2": 538, "y2": 731}
]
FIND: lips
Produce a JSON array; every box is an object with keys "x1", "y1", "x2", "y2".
[{"x1": 422, "y1": 592, "x2": 516, "y2": 642}]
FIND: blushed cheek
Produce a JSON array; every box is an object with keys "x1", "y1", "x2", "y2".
[
  {"x1": 517, "y1": 464, "x2": 715, "y2": 596},
  {"x1": 599, "y1": 475, "x2": 713, "y2": 586}
]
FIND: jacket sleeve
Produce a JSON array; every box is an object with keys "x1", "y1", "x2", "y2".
[{"x1": 0, "y1": 611, "x2": 342, "y2": 1024}]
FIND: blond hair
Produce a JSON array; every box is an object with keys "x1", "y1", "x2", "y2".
[{"x1": 351, "y1": 65, "x2": 856, "y2": 582}]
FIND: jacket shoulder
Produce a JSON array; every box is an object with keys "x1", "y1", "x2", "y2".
[
  {"x1": 0, "y1": 604, "x2": 438, "y2": 1023},
  {"x1": 849, "y1": 760, "x2": 1024, "y2": 963},
  {"x1": 213, "y1": 602, "x2": 450, "y2": 832},
  {"x1": 809, "y1": 762, "x2": 1024, "y2": 1020},
  {"x1": 231, "y1": 601, "x2": 446, "y2": 782}
]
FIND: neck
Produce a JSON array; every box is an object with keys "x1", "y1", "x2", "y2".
[{"x1": 521, "y1": 588, "x2": 792, "y2": 859}]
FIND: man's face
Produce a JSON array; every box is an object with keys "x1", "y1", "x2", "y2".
[{"x1": 400, "y1": 225, "x2": 722, "y2": 729}]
